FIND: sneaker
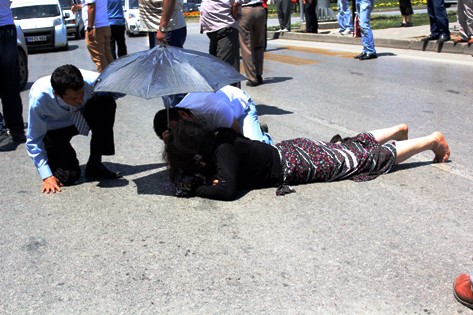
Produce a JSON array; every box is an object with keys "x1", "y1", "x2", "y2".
[
  {"x1": 341, "y1": 29, "x2": 352, "y2": 35},
  {"x1": 405, "y1": 22, "x2": 413, "y2": 27},
  {"x1": 454, "y1": 274, "x2": 473, "y2": 310}
]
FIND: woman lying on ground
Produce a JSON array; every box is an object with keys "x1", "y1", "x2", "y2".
[{"x1": 164, "y1": 119, "x2": 450, "y2": 201}]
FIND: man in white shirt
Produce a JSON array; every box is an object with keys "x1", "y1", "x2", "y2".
[
  {"x1": 26, "y1": 65, "x2": 121, "y2": 194},
  {"x1": 153, "y1": 85, "x2": 272, "y2": 144}
]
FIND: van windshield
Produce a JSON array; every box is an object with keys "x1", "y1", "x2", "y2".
[{"x1": 12, "y1": 5, "x2": 60, "y2": 19}]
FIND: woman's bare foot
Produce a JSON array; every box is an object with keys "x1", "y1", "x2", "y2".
[{"x1": 432, "y1": 131, "x2": 450, "y2": 163}]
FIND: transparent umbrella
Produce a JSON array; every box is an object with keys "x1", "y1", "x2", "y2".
[{"x1": 94, "y1": 45, "x2": 246, "y2": 100}]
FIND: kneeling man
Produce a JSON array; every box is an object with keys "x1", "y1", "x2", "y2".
[{"x1": 26, "y1": 64, "x2": 121, "y2": 193}]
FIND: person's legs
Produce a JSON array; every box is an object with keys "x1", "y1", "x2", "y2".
[
  {"x1": 283, "y1": 0, "x2": 292, "y2": 30},
  {"x1": 238, "y1": 100, "x2": 273, "y2": 144},
  {"x1": 432, "y1": 0, "x2": 450, "y2": 37},
  {"x1": 369, "y1": 123, "x2": 409, "y2": 144},
  {"x1": 239, "y1": 7, "x2": 258, "y2": 84},
  {"x1": 148, "y1": 32, "x2": 156, "y2": 49},
  {"x1": 82, "y1": 94, "x2": 121, "y2": 178},
  {"x1": 277, "y1": 0, "x2": 285, "y2": 29},
  {"x1": 115, "y1": 25, "x2": 127, "y2": 57},
  {"x1": 339, "y1": 0, "x2": 353, "y2": 31},
  {"x1": 359, "y1": 0, "x2": 376, "y2": 54},
  {"x1": 214, "y1": 27, "x2": 240, "y2": 72},
  {"x1": 394, "y1": 131, "x2": 450, "y2": 164},
  {"x1": 252, "y1": 7, "x2": 266, "y2": 79},
  {"x1": 0, "y1": 25, "x2": 25, "y2": 140},
  {"x1": 110, "y1": 25, "x2": 118, "y2": 60},
  {"x1": 427, "y1": 0, "x2": 440, "y2": 37},
  {"x1": 43, "y1": 126, "x2": 81, "y2": 185}
]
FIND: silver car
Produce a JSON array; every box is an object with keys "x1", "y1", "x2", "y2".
[{"x1": 15, "y1": 22, "x2": 28, "y2": 90}]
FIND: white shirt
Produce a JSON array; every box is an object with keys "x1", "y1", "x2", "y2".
[
  {"x1": 176, "y1": 85, "x2": 251, "y2": 131},
  {"x1": 199, "y1": 0, "x2": 239, "y2": 34},
  {"x1": 139, "y1": 0, "x2": 186, "y2": 32}
]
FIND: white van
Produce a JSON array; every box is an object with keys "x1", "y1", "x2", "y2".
[
  {"x1": 123, "y1": 0, "x2": 142, "y2": 36},
  {"x1": 10, "y1": 0, "x2": 69, "y2": 51}
]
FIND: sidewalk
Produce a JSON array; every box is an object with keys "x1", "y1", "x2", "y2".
[{"x1": 268, "y1": 22, "x2": 473, "y2": 55}]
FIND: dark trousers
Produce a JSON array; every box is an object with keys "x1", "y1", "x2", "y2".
[
  {"x1": 277, "y1": 0, "x2": 293, "y2": 30},
  {"x1": 0, "y1": 24, "x2": 24, "y2": 135},
  {"x1": 399, "y1": 0, "x2": 414, "y2": 15},
  {"x1": 148, "y1": 26, "x2": 187, "y2": 48},
  {"x1": 207, "y1": 27, "x2": 240, "y2": 72},
  {"x1": 110, "y1": 24, "x2": 127, "y2": 59},
  {"x1": 43, "y1": 95, "x2": 117, "y2": 185},
  {"x1": 305, "y1": 0, "x2": 319, "y2": 33},
  {"x1": 427, "y1": 0, "x2": 450, "y2": 37}
]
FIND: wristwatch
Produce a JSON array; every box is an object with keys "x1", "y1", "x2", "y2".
[
  {"x1": 87, "y1": 27, "x2": 93, "y2": 32},
  {"x1": 158, "y1": 26, "x2": 169, "y2": 33}
]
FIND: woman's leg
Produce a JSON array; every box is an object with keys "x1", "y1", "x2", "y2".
[
  {"x1": 395, "y1": 131, "x2": 450, "y2": 164},
  {"x1": 369, "y1": 123, "x2": 409, "y2": 144}
]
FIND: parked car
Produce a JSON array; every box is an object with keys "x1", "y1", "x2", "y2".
[
  {"x1": 123, "y1": 0, "x2": 142, "y2": 36},
  {"x1": 10, "y1": 0, "x2": 69, "y2": 51},
  {"x1": 15, "y1": 22, "x2": 28, "y2": 89},
  {"x1": 58, "y1": 0, "x2": 84, "y2": 39}
]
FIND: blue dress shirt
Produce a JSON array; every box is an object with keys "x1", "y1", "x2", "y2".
[{"x1": 26, "y1": 70, "x2": 99, "y2": 180}]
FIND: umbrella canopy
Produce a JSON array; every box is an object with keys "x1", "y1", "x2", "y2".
[{"x1": 94, "y1": 45, "x2": 247, "y2": 99}]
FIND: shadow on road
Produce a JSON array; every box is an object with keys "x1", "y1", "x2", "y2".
[{"x1": 256, "y1": 104, "x2": 293, "y2": 116}]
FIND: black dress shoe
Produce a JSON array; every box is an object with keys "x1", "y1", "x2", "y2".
[
  {"x1": 256, "y1": 75, "x2": 263, "y2": 85},
  {"x1": 359, "y1": 53, "x2": 378, "y2": 60},
  {"x1": 438, "y1": 34, "x2": 450, "y2": 43},
  {"x1": 85, "y1": 162, "x2": 122, "y2": 179},
  {"x1": 354, "y1": 52, "x2": 366, "y2": 59},
  {"x1": 422, "y1": 34, "x2": 439, "y2": 41},
  {"x1": 246, "y1": 80, "x2": 259, "y2": 87}
]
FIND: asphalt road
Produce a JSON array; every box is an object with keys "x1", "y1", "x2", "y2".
[{"x1": 1, "y1": 21, "x2": 473, "y2": 314}]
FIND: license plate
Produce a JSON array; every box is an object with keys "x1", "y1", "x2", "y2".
[{"x1": 26, "y1": 35, "x2": 47, "y2": 42}]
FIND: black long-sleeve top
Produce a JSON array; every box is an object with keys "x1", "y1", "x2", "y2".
[{"x1": 194, "y1": 129, "x2": 282, "y2": 201}]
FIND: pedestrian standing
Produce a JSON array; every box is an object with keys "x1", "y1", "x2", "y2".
[
  {"x1": 237, "y1": 0, "x2": 266, "y2": 87},
  {"x1": 199, "y1": 0, "x2": 240, "y2": 72},
  {"x1": 305, "y1": 0, "x2": 318, "y2": 33},
  {"x1": 421, "y1": 0, "x2": 450, "y2": 43},
  {"x1": 354, "y1": 0, "x2": 377, "y2": 60},
  {"x1": 72, "y1": 0, "x2": 114, "y2": 72},
  {"x1": 453, "y1": 0, "x2": 473, "y2": 43},
  {"x1": 337, "y1": 0, "x2": 353, "y2": 34},
  {"x1": 108, "y1": 0, "x2": 128, "y2": 59},
  {"x1": 139, "y1": 0, "x2": 187, "y2": 48},
  {"x1": 0, "y1": 0, "x2": 26, "y2": 151},
  {"x1": 276, "y1": 0, "x2": 292, "y2": 31},
  {"x1": 398, "y1": 0, "x2": 414, "y2": 27}
]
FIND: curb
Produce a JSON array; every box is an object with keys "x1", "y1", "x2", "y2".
[{"x1": 268, "y1": 30, "x2": 473, "y2": 56}]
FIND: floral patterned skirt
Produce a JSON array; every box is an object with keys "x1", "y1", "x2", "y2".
[{"x1": 275, "y1": 132, "x2": 397, "y2": 185}]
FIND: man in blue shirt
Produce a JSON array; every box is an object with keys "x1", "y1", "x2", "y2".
[
  {"x1": 107, "y1": 0, "x2": 127, "y2": 59},
  {"x1": 26, "y1": 64, "x2": 121, "y2": 194}
]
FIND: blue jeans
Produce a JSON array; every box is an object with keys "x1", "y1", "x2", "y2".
[
  {"x1": 238, "y1": 99, "x2": 272, "y2": 144},
  {"x1": 338, "y1": 0, "x2": 353, "y2": 31},
  {"x1": 0, "y1": 24, "x2": 24, "y2": 135},
  {"x1": 356, "y1": 0, "x2": 376, "y2": 54},
  {"x1": 426, "y1": 0, "x2": 450, "y2": 37}
]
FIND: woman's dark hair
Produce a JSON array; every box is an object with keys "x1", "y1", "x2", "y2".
[
  {"x1": 153, "y1": 107, "x2": 191, "y2": 139},
  {"x1": 50, "y1": 64, "x2": 84, "y2": 96},
  {"x1": 164, "y1": 119, "x2": 215, "y2": 183}
]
